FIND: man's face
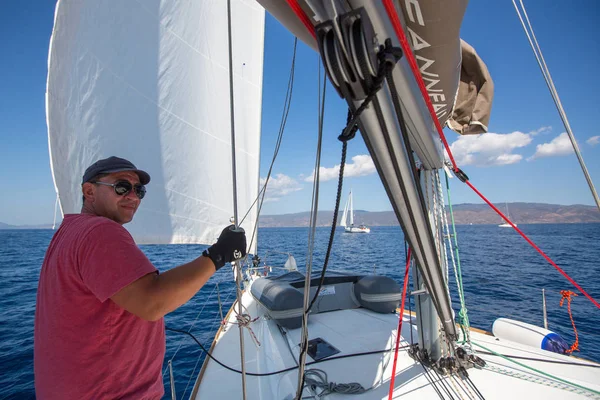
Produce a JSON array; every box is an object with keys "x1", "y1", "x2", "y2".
[{"x1": 84, "y1": 171, "x2": 143, "y2": 224}]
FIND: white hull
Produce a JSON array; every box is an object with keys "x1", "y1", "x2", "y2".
[
  {"x1": 498, "y1": 223, "x2": 516, "y2": 228},
  {"x1": 345, "y1": 226, "x2": 371, "y2": 233},
  {"x1": 192, "y1": 277, "x2": 600, "y2": 399}
]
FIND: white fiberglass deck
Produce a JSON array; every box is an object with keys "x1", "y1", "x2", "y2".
[{"x1": 192, "y1": 280, "x2": 600, "y2": 399}]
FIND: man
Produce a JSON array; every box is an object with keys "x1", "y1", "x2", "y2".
[{"x1": 34, "y1": 156, "x2": 246, "y2": 399}]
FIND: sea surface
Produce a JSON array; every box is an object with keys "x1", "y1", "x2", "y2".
[{"x1": 1, "y1": 224, "x2": 599, "y2": 399}]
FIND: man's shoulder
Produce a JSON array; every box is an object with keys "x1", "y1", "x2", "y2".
[{"x1": 63, "y1": 214, "x2": 127, "y2": 238}]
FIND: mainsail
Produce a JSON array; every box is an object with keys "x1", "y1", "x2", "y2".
[{"x1": 46, "y1": 0, "x2": 265, "y2": 249}]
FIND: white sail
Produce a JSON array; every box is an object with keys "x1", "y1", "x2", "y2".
[
  {"x1": 340, "y1": 193, "x2": 349, "y2": 227},
  {"x1": 46, "y1": 0, "x2": 265, "y2": 250},
  {"x1": 349, "y1": 191, "x2": 354, "y2": 226}
]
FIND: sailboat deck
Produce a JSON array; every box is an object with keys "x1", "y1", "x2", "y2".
[{"x1": 192, "y1": 281, "x2": 600, "y2": 399}]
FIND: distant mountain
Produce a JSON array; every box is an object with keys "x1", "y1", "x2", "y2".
[
  {"x1": 0, "y1": 222, "x2": 54, "y2": 230},
  {"x1": 258, "y1": 203, "x2": 600, "y2": 228},
  {"x1": 1, "y1": 203, "x2": 598, "y2": 229}
]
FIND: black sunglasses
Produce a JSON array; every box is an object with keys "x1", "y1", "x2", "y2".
[{"x1": 92, "y1": 180, "x2": 146, "y2": 199}]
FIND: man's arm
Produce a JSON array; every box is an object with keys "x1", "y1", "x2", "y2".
[
  {"x1": 110, "y1": 225, "x2": 246, "y2": 321},
  {"x1": 111, "y1": 255, "x2": 217, "y2": 321}
]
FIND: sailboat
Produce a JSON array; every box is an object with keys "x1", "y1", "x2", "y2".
[
  {"x1": 341, "y1": 190, "x2": 370, "y2": 233},
  {"x1": 498, "y1": 203, "x2": 517, "y2": 228},
  {"x1": 45, "y1": 0, "x2": 600, "y2": 399}
]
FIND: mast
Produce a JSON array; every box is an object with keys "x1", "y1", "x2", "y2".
[{"x1": 226, "y1": 0, "x2": 247, "y2": 398}]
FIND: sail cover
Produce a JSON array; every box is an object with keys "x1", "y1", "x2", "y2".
[
  {"x1": 46, "y1": 0, "x2": 265, "y2": 249},
  {"x1": 256, "y1": 0, "x2": 493, "y2": 135}
]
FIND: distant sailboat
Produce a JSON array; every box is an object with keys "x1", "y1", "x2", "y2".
[
  {"x1": 499, "y1": 203, "x2": 517, "y2": 228},
  {"x1": 341, "y1": 190, "x2": 370, "y2": 233}
]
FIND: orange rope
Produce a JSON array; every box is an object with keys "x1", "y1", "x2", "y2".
[{"x1": 559, "y1": 290, "x2": 579, "y2": 353}]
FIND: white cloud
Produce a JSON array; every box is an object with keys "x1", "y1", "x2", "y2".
[
  {"x1": 587, "y1": 136, "x2": 600, "y2": 146},
  {"x1": 448, "y1": 131, "x2": 532, "y2": 166},
  {"x1": 259, "y1": 173, "x2": 302, "y2": 202},
  {"x1": 529, "y1": 132, "x2": 574, "y2": 160},
  {"x1": 529, "y1": 126, "x2": 552, "y2": 136},
  {"x1": 304, "y1": 154, "x2": 376, "y2": 182}
]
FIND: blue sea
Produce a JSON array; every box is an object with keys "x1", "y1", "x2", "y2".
[{"x1": 1, "y1": 224, "x2": 599, "y2": 399}]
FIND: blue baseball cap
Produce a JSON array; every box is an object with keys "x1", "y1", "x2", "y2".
[{"x1": 82, "y1": 156, "x2": 151, "y2": 185}]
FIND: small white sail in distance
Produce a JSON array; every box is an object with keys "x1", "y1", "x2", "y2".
[{"x1": 340, "y1": 190, "x2": 355, "y2": 227}]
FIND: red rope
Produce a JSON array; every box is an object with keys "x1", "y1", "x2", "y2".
[
  {"x1": 466, "y1": 182, "x2": 600, "y2": 309},
  {"x1": 284, "y1": 0, "x2": 316, "y2": 40},
  {"x1": 388, "y1": 247, "x2": 412, "y2": 400},
  {"x1": 381, "y1": 0, "x2": 458, "y2": 170},
  {"x1": 380, "y1": 1, "x2": 600, "y2": 311},
  {"x1": 559, "y1": 290, "x2": 580, "y2": 353},
  {"x1": 284, "y1": 0, "x2": 600, "y2": 311}
]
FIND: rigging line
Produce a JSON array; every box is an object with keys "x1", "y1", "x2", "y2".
[
  {"x1": 383, "y1": 0, "x2": 599, "y2": 311},
  {"x1": 428, "y1": 363, "x2": 457, "y2": 400},
  {"x1": 443, "y1": 171, "x2": 471, "y2": 345},
  {"x1": 306, "y1": 141, "x2": 346, "y2": 313},
  {"x1": 162, "y1": 283, "x2": 219, "y2": 377},
  {"x1": 181, "y1": 287, "x2": 237, "y2": 399},
  {"x1": 381, "y1": 0, "x2": 600, "y2": 310},
  {"x1": 449, "y1": 375, "x2": 474, "y2": 400},
  {"x1": 382, "y1": 0, "x2": 598, "y2": 311},
  {"x1": 226, "y1": 2, "x2": 246, "y2": 396},
  {"x1": 435, "y1": 171, "x2": 451, "y2": 297},
  {"x1": 447, "y1": 372, "x2": 473, "y2": 400},
  {"x1": 166, "y1": 326, "x2": 410, "y2": 377},
  {"x1": 414, "y1": 350, "x2": 446, "y2": 400},
  {"x1": 472, "y1": 341, "x2": 600, "y2": 396},
  {"x1": 243, "y1": 37, "x2": 298, "y2": 247},
  {"x1": 474, "y1": 350, "x2": 600, "y2": 369},
  {"x1": 388, "y1": 248, "x2": 412, "y2": 400},
  {"x1": 384, "y1": 57, "x2": 456, "y2": 340},
  {"x1": 463, "y1": 374, "x2": 486, "y2": 400},
  {"x1": 278, "y1": 326, "x2": 300, "y2": 367},
  {"x1": 296, "y1": 60, "x2": 328, "y2": 400},
  {"x1": 465, "y1": 181, "x2": 600, "y2": 310},
  {"x1": 285, "y1": 0, "x2": 316, "y2": 40},
  {"x1": 381, "y1": 0, "x2": 457, "y2": 170},
  {"x1": 407, "y1": 246, "x2": 415, "y2": 347},
  {"x1": 513, "y1": 0, "x2": 600, "y2": 212}
]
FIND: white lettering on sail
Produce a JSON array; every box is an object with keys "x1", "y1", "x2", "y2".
[
  {"x1": 433, "y1": 103, "x2": 445, "y2": 113},
  {"x1": 404, "y1": 0, "x2": 424, "y2": 26},
  {"x1": 429, "y1": 93, "x2": 446, "y2": 103},
  {"x1": 423, "y1": 76, "x2": 442, "y2": 92},
  {"x1": 407, "y1": 0, "x2": 449, "y2": 121},
  {"x1": 407, "y1": 27, "x2": 430, "y2": 51},
  {"x1": 416, "y1": 55, "x2": 437, "y2": 77}
]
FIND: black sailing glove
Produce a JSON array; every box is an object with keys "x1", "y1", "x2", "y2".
[{"x1": 202, "y1": 225, "x2": 247, "y2": 271}]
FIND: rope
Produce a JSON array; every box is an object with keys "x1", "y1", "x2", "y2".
[
  {"x1": 559, "y1": 290, "x2": 580, "y2": 354},
  {"x1": 284, "y1": 0, "x2": 316, "y2": 40},
  {"x1": 295, "y1": 58, "x2": 328, "y2": 400},
  {"x1": 162, "y1": 283, "x2": 218, "y2": 378},
  {"x1": 226, "y1": 313, "x2": 261, "y2": 347},
  {"x1": 388, "y1": 248, "x2": 412, "y2": 400},
  {"x1": 472, "y1": 342, "x2": 600, "y2": 396},
  {"x1": 242, "y1": 37, "x2": 298, "y2": 248},
  {"x1": 512, "y1": 0, "x2": 600, "y2": 212},
  {"x1": 181, "y1": 286, "x2": 237, "y2": 399},
  {"x1": 444, "y1": 170, "x2": 471, "y2": 345},
  {"x1": 466, "y1": 181, "x2": 600, "y2": 310},
  {"x1": 378, "y1": 0, "x2": 600, "y2": 311},
  {"x1": 303, "y1": 369, "x2": 371, "y2": 398}
]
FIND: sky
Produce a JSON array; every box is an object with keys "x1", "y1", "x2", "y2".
[{"x1": 1, "y1": 1, "x2": 599, "y2": 226}]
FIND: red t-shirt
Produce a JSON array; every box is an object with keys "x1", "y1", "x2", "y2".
[{"x1": 34, "y1": 214, "x2": 165, "y2": 399}]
